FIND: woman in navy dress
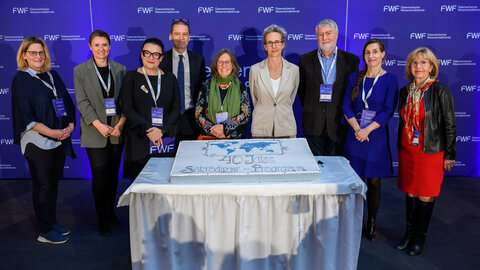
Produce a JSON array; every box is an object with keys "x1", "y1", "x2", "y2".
[{"x1": 342, "y1": 39, "x2": 398, "y2": 241}]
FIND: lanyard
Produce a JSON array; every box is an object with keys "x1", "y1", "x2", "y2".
[
  {"x1": 142, "y1": 67, "x2": 161, "y2": 107},
  {"x1": 32, "y1": 71, "x2": 58, "y2": 98},
  {"x1": 93, "y1": 59, "x2": 111, "y2": 95},
  {"x1": 319, "y1": 47, "x2": 337, "y2": 83},
  {"x1": 361, "y1": 68, "x2": 383, "y2": 110}
]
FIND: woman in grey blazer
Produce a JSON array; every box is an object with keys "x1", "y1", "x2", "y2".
[
  {"x1": 249, "y1": 24, "x2": 300, "y2": 138},
  {"x1": 74, "y1": 30, "x2": 126, "y2": 237}
]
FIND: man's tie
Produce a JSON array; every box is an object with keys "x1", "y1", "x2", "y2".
[{"x1": 178, "y1": 55, "x2": 185, "y2": 114}]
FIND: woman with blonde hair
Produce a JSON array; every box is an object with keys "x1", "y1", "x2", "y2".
[
  {"x1": 395, "y1": 47, "x2": 456, "y2": 256},
  {"x1": 11, "y1": 36, "x2": 76, "y2": 244}
]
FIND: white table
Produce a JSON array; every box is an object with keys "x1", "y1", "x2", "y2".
[{"x1": 118, "y1": 156, "x2": 367, "y2": 270}]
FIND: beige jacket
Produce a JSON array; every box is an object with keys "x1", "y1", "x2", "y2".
[{"x1": 249, "y1": 58, "x2": 299, "y2": 137}]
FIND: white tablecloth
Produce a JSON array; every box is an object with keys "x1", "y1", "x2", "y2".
[{"x1": 119, "y1": 156, "x2": 367, "y2": 270}]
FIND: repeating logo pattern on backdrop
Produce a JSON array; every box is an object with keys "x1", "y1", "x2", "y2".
[{"x1": 1, "y1": 0, "x2": 478, "y2": 177}]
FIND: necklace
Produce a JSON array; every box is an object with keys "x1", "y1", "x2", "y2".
[{"x1": 218, "y1": 82, "x2": 231, "y2": 90}]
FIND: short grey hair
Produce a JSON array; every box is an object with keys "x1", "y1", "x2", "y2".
[
  {"x1": 315, "y1": 19, "x2": 338, "y2": 35},
  {"x1": 262, "y1": 24, "x2": 287, "y2": 44}
]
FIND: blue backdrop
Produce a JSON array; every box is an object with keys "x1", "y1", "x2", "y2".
[{"x1": 1, "y1": 0, "x2": 479, "y2": 178}]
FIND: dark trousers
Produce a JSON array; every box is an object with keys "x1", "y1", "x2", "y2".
[
  {"x1": 24, "y1": 143, "x2": 66, "y2": 233},
  {"x1": 306, "y1": 128, "x2": 344, "y2": 156},
  {"x1": 85, "y1": 141, "x2": 123, "y2": 226}
]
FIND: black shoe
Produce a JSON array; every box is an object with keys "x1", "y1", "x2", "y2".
[
  {"x1": 108, "y1": 215, "x2": 121, "y2": 228},
  {"x1": 365, "y1": 218, "x2": 377, "y2": 241},
  {"x1": 395, "y1": 196, "x2": 416, "y2": 250},
  {"x1": 98, "y1": 224, "x2": 111, "y2": 237}
]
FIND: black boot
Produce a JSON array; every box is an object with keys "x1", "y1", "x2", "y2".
[
  {"x1": 365, "y1": 178, "x2": 381, "y2": 241},
  {"x1": 407, "y1": 199, "x2": 434, "y2": 256},
  {"x1": 395, "y1": 196, "x2": 416, "y2": 250}
]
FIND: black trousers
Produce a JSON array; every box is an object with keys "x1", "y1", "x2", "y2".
[
  {"x1": 306, "y1": 128, "x2": 345, "y2": 156},
  {"x1": 24, "y1": 143, "x2": 66, "y2": 233},
  {"x1": 85, "y1": 141, "x2": 123, "y2": 226}
]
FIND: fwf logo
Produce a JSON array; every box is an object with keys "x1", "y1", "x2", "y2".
[
  {"x1": 438, "y1": 59, "x2": 452, "y2": 66},
  {"x1": 461, "y1": 85, "x2": 477, "y2": 92},
  {"x1": 110, "y1": 35, "x2": 125, "y2": 42},
  {"x1": 228, "y1": 34, "x2": 244, "y2": 41},
  {"x1": 0, "y1": 139, "x2": 14, "y2": 145},
  {"x1": 410, "y1": 33, "x2": 426, "y2": 39},
  {"x1": 137, "y1": 7, "x2": 154, "y2": 14},
  {"x1": 12, "y1": 7, "x2": 28, "y2": 14},
  {"x1": 287, "y1": 34, "x2": 304, "y2": 40},
  {"x1": 456, "y1": 136, "x2": 471, "y2": 142},
  {"x1": 353, "y1": 33, "x2": 370, "y2": 39},
  {"x1": 440, "y1": 5, "x2": 457, "y2": 12},
  {"x1": 258, "y1": 7, "x2": 274, "y2": 13},
  {"x1": 0, "y1": 88, "x2": 10, "y2": 94},
  {"x1": 383, "y1": 5, "x2": 400, "y2": 12},
  {"x1": 384, "y1": 60, "x2": 397, "y2": 67},
  {"x1": 467, "y1": 32, "x2": 480, "y2": 39},
  {"x1": 198, "y1": 7, "x2": 214, "y2": 13},
  {"x1": 44, "y1": 34, "x2": 60, "y2": 41}
]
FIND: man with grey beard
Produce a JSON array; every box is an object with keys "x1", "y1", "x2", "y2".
[{"x1": 298, "y1": 18, "x2": 359, "y2": 156}]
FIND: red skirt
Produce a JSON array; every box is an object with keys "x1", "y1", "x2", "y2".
[
  {"x1": 398, "y1": 99, "x2": 445, "y2": 197},
  {"x1": 398, "y1": 145, "x2": 444, "y2": 197}
]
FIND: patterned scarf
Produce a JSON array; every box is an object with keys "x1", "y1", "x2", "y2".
[
  {"x1": 402, "y1": 77, "x2": 437, "y2": 143},
  {"x1": 207, "y1": 74, "x2": 241, "y2": 124}
]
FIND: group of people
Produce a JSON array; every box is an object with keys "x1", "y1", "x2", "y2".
[{"x1": 11, "y1": 18, "x2": 456, "y2": 257}]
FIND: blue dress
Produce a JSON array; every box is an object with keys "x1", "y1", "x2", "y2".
[{"x1": 342, "y1": 71, "x2": 398, "y2": 178}]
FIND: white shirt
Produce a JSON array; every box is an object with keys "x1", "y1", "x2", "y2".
[
  {"x1": 271, "y1": 77, "x2": 281, "y2": 97},
  {"x1": 172, "y1": 50, "x2": 192, "y2": 109}
]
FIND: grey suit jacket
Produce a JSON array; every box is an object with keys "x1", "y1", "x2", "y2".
[
  {"x1": 74, "y1": 58, "x2": 126, "y2": 148},
  {"x1": 249, "y1": 58, "x2": 299, "y2": 137}
]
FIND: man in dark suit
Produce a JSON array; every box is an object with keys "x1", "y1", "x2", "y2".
[
  {"x1": 298, "y1": 18, "x2": 360, "y2": 156},
  {"x1": 159, "y1": 19, "x2": 206, "y2": 144}
]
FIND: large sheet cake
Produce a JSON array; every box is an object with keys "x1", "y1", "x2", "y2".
[{"x1": 170, "y1": 138, "x2": 320, "y2": 183}]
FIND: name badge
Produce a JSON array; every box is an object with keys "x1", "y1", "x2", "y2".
[
  {"x1": 149, "y1": 137, "x2": 176, "y2": 154},
  {"x1": 151, "y1": 107, "x2": 163, "y2": 127},
  {"x1": 412, "y1": 128, "x2": 420, "y2": 146},
  {"x1": 319, "y1": 84, "x2": 333, "y2": 102},
  {"x1": 216, "y1": 112, "x2": 228, "y2": 124},
  {"x1": 360, "y1": 110, "x2": 376, "y2": 129},
  {"x1": 52, "y1": 98, "x2": 67, "y2": 117},
  {"x1": 105, "y1": 98, "x2": 116, "y2": 116}
]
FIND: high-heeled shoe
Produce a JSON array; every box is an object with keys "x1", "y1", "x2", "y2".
[{"x1": 365, "y1": 218, "x2": 377, "y2": 241}]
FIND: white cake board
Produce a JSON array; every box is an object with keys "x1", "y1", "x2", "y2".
[{"x1": 170, "y1": 138, "x2": 321, "y2": 183}]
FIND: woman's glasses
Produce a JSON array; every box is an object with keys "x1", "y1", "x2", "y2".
[
  {"x1": 142, "y1": 50, "x2": 162, "y2": 59},
  {"x1": 26, "y1": 51, "x2": 46, "y2": 57}
]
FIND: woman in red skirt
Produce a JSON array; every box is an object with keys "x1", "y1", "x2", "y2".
[{"x1": 395, "y1": 47, "x2": 456, "y2": 256}]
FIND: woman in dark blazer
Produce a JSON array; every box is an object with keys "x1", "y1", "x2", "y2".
[
  {"x1": 195, "y1": 48, "x2": 250, "y2": 139},
  {"x1": 395, "y1": 47, "x2": 456, "y2": 256},
  {"x1": 121, "y1": 38, "x2": 180, "y2": 180},
  {"x1": 74, "y1": 30, "x2": 127, "y2": 237},
  {"x1": 11, "y1": 36, "x2": 76, "y2": 244},
  {"x1": 249, "y1": 24, "x2": 299, "y2": 138}
]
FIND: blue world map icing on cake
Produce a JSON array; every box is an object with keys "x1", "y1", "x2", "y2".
[{"x1": 208, "y1": 141, "x2": 282, "y2": 156}]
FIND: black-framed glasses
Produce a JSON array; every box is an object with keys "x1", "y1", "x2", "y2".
[
  {"x1": 265, "y1": 40, "x2": 283, "y2": 47},
  {"x1": 26, "y1": 51, "x2": 46, "y2": 57},
  {"x1": 142, "y1": 50, "x2": 162, "y2": 59},
  {"x1": 172, "y1": 18, "x2": 189, "y2": 26}
]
